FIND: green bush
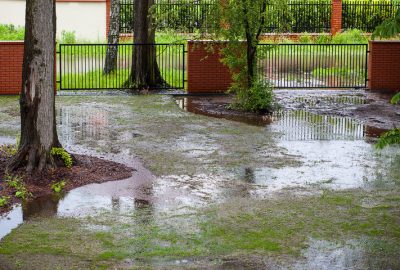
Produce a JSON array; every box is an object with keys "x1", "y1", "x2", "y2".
[
  {"x1": 233, "y1": 81, "x2": 274, "y2": 114},
  {"x1": 0, "y1": 24, "x2": 24, "y2": 40}
]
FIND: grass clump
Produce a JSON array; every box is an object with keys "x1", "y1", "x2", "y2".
[{"x1": 50, "y1": 148, "x2": 73, "y2": 168}]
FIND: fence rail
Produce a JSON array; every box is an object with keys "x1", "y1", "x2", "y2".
[
  {"x1": 257, "y1": 43, "x2": 368, "y2": 88},
  {"x1": 120, "y1": 0, "x2": 215, "y2": 33},
  {"x1": 264, "y1": 0, "x2": 331, "y2": 33},
  {"x1": 342, "y1": 0, "x2": 400, "y2": 32},
  {"x1": 58, "y1": 43, "x2": 186, "y2": 90}
]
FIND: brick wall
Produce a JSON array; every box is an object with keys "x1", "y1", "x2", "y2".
[
  {"x1": 187, "y1": 40, "x2": 233, "y2": 93},
  {"x1": 0, "y1": 41, "x2": 24, "y2": 95},
  {"x1": 368, "y1": 41, "x2": 400, "y2": 94}
]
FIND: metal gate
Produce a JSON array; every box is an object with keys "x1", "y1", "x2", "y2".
[
  {"x1": 257, "y1": 44, "x2": 368, "y2": 89},
  {"x1": 57, "y1": 43, "x2": 186, "y2": 90}
]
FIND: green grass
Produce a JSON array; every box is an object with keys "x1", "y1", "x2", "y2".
[{"x1": 58, "y1": 67, "x2": 185, "y2": 90}]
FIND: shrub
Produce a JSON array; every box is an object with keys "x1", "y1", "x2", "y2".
[
  {"x1": 0, "y1": 24, "x2": 24, "y2": 40},
  {"x1": 233, "y1": 81, "x2": 274, "y2": 114}
]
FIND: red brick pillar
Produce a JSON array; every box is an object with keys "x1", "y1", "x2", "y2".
[
  {"x1": 368, "y1": 41, "x2": 400, "y2": 94},
  {"x1": 331, "y1": 0, "x2": 342, "y2": 35},
  {"x1": 106, "y1": 0, "x2": 110, "y2": 40},
  {"x1": 187, "y1": 41, "x2": 233, "y2": 93}
]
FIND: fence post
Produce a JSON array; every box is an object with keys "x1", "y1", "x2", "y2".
[{"x1": 331, "y1": 0, "x2": 342, "y2": 35}]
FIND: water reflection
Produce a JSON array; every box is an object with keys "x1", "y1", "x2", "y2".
[
  {"x1": 57, "y1": 106, "x2": 118, "y2": 145},
  {"x1": 176, "y1": 96, "x2": 371, "y2": 141}
]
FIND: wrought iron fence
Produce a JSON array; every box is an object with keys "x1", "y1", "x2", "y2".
[
  {"x1": 257, "y1": 44, "x2": 368, "y2": 88},
  {"x1": 57, "y1": 43, "x2": 186, "y2": 90},
  {"x1": 264, "y1": 0, "x2": 332, "y2": 33},
  {"x1": 342, "y1": 0, "x2": 400, "y2": 32},
  {"x1": 120, "y1": 0, "x2": 215, "y2": 33}
]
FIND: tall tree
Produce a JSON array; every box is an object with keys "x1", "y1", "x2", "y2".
[
  {"x1": 8, "y1": 0, "x2": 64, "y2": 172},
  {"x1": 104, "y1": 0, "x2": 120, "y2": 74},
  {"x1": 128, "y1": 0, "x2": 164, "y2": 89}
]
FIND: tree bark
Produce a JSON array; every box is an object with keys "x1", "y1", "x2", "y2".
[
  {"x1": 104, "y1": 0, "x2": 120, "y2": 74},
  {"x1": 7, "y1": 0, "x2": 62, "y2": 173},
  {"x1": 128, "y1": 0, "x2": 165, "y2": 89}
]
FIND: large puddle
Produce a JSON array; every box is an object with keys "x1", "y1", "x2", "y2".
[{"x1": 0, "y1": 91, "x2": 399, "y2": 268}]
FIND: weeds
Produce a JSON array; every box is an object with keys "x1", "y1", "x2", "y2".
[
  {"x1": 4, "y1": 173, "x2": 31, "y2": 200},
  {"x1": 0, "y1": 196, "x2": 10, "y2": 207},
  {"x1": 51, "y1": 180, "x2": 66, "y2": 194}
]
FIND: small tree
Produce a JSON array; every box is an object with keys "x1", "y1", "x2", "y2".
[
  {"x1": 104, "y1": 0, "x2": 121, "y2": 74},
  {"x1": 210, "y1": 0, "x2": 286, "y2": 112}
]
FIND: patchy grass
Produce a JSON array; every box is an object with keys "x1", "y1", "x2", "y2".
[{"x1": 0, "y1": 189, "x2": 399, "y2": 268}]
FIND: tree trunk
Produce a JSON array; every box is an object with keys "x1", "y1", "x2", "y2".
[
  {"x1": 128, "y1": 0, "x2": 165, "y2": 89},
  {"x1": 246, "y1": 42, "x2": 257, "y2": 89},
  {"x1": 104, "y1": 0, "x2": 120, "y2": 74},
  {"x1": 7, "y1": 0, "x2": 62, "y2": 173}
]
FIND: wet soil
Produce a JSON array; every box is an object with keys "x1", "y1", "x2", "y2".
[
  {"x1": 0, "y1": 151, "x2": 133, "y2": 215},
  {"x1": 176, "y1": 90, "x2": 400, "y2": 130}
]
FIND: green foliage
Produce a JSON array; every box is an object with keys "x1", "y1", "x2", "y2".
[
  {"x1": 376, "y1": 93, "x2": 400, "y2": 149},
  {"x1": 50, "y1": 148, "x2": 73, "y2": 168},
  {"x1": 5, "y1": 173, "x2": 31, "y2": 200},
  {"x1": 331, "y1": 29, "x2": 369, "y2": 44},
  {"x1": 51, "y1": 180, "x2": 66, "y2": 194},
  {"x1": 60, "y1": 30, "x2": 76, "y2": 44},
  {"x1": 391, "y1": 92, "x2": 400, "y2": 105},
  {"x1": 232, "y1": 81, "x2": 274, "y2": 113},
  {"x1": 372, "y1": 9, "x2": 400, "y2": 39},
  {"x1": 0, "y1": 24, "x2": 24, "y2": 40},
  {"x1": 0, "y1": 144, "x2": 17, "y2": 157},
  {"x1": 376, "y1": 129, "x2": 400, "y2": 149},
  {"x1": 0, "y1": 196, "x2": 10, "y2": 207}
]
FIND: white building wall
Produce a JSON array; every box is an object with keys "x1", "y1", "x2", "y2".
[{"x1": 0, "y1": 0, "x2": 107, "y2": 42}]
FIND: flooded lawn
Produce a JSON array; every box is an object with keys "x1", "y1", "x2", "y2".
[{"x1": 0, "y1": 91, "x2": 399, "y2": 269}]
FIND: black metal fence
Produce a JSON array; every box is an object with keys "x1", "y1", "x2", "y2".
[
  {"x1": 120, "y1": 0, "x2": 215, "y2": 33},
  {"x1": 342, "y1": 0, "x2": 400, "y2": 32},
  {"x1": 257, "y1": 44, "x2": 368, "y2": 88},
  {"x1": 57, "y1": 43, "x2": 186, "y2": 90},
  {"x1": 264, "y1": 0, "x2": 331, "y2": 33}
]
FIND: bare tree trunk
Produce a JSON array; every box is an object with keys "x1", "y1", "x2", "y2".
[
  {"x1": 128, "y1": 0, "x2": 165, "y2": 89},
  {"x1": 7, "y1": 0, "x2": 63, "y2": 173},
  {"x1": 104, "y1": 0, "x2": 120, "y2": 74}
]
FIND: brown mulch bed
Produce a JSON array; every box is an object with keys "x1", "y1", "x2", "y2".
[{"x1": 0, "y1": 151, "x2": 134, "y2": 214}]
